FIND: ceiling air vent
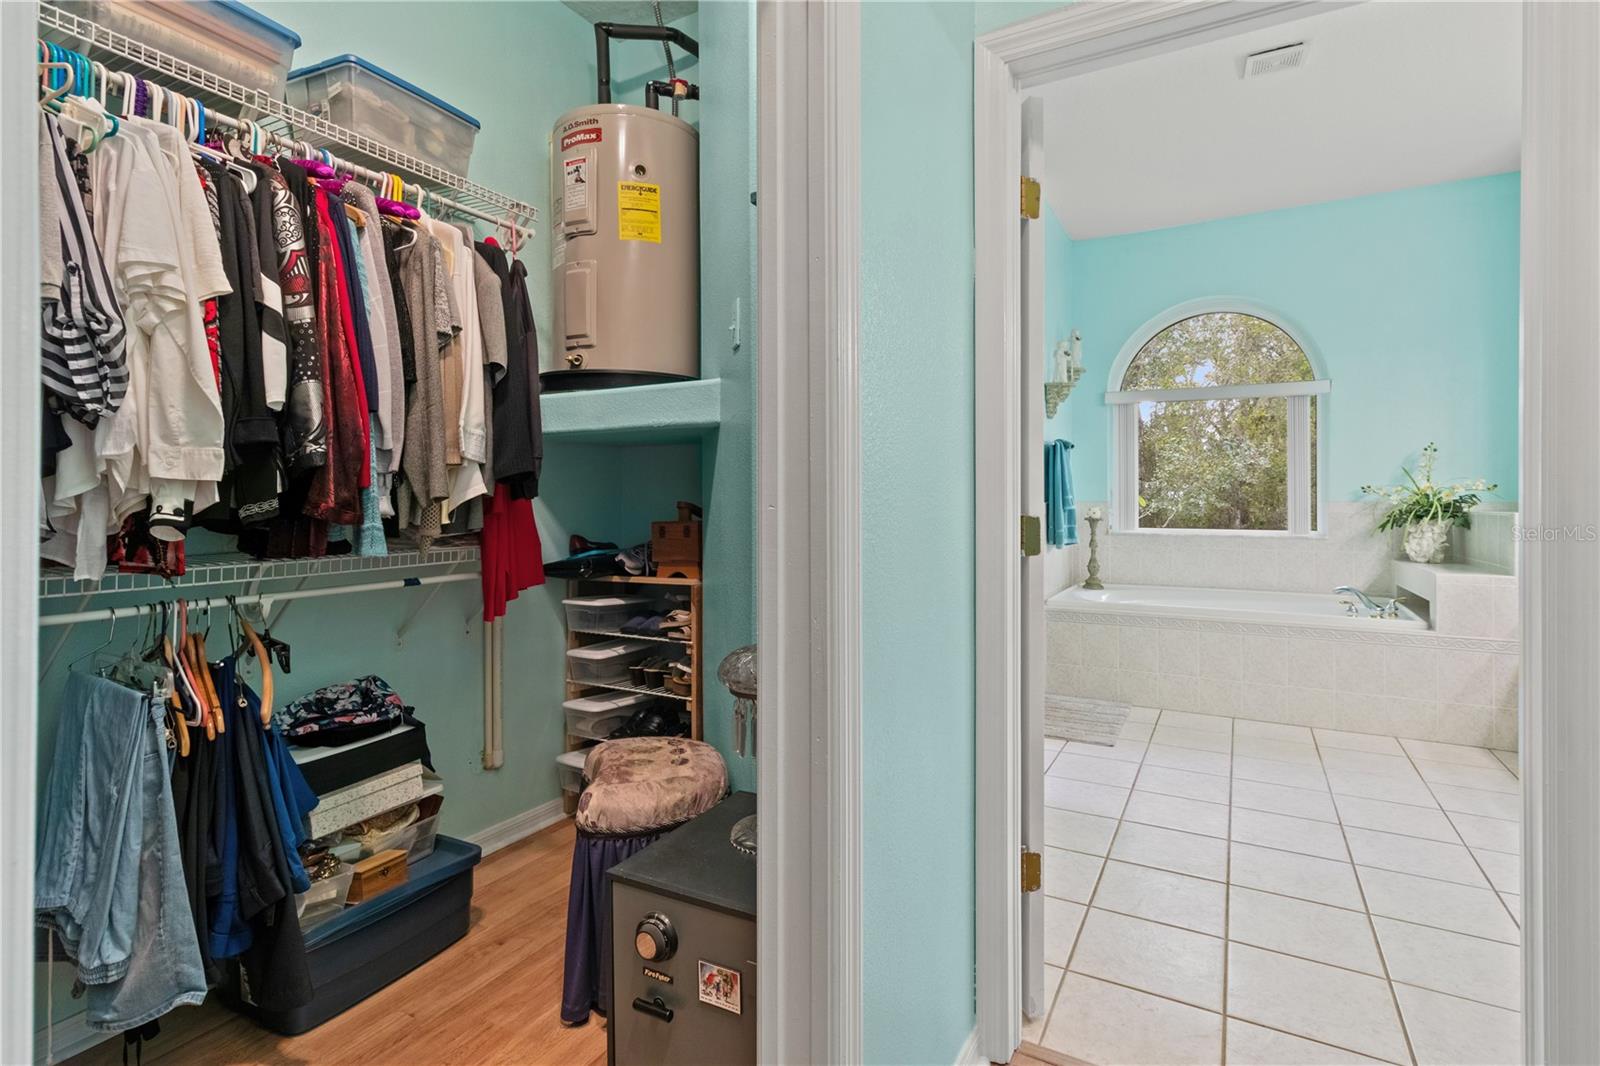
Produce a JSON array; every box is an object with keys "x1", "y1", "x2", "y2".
[{"x1": 1243, "y1": 42, "x2": 1308, "y2": 79}]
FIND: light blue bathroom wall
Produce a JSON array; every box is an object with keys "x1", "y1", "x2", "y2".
[
  {"x1": 861, "y1": 2, "x2": 981, "y2": 1062},
  {"x1": 1063, "y1": 172, "x2": 1522, "y2": 503},
  {"x1": 1044, "y1": 202, "x2": 1074, "y2": 444}
]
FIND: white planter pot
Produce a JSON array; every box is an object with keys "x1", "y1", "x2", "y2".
[{"x1": 1403, "y1": 519, "x2": 1452, "y2": 563}]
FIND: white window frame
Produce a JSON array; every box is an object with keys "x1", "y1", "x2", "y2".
[{"x1": 1105, "y1": 300, "x2": 1330, "y2": 536}]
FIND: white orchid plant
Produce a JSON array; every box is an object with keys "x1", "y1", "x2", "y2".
[{"x1": 1361, "y1": 443, "x2": 1496, "y2": 532}]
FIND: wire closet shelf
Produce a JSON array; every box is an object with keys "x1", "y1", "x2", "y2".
[{"x1": 36, "y1": 1, "x2": 538, "y2": 238}]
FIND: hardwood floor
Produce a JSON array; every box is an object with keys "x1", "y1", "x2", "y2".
[{"x1": 67, "y1": 819, "x2": 607, "y2": 1066}]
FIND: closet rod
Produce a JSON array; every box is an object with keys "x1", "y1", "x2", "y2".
[{"x1": 38, "y1": 573, "x2": 478, "y2": 628}]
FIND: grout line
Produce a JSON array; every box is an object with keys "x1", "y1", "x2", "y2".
[
  {"x1": 1387, "y1": 977, "x2": 1524, "y2": 1014},
  {"x1": 1311, "y1": 728, "x2": 1421, "y2": 1066},
  {"x1": 1220, "y1": 1014, "x2": 1412, "y2": 1066}
]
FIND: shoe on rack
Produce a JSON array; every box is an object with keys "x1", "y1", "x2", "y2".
[{"x1": 665, "y1": 661, "x2": 693, "y2": 696}]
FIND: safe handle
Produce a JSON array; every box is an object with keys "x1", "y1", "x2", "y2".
[{"x1": 632, "y1": 995, "x2": 675, "y2": 1023}]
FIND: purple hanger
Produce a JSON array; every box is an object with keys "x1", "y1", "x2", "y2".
[
  {"x1": 293, "y1": 157, "x2": 337, "y2": 179},
  {"x1": 376, "y1": 197, "x2": 421, "y2": 220}
]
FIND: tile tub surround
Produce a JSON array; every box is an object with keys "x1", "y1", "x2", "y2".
[
  {"x1": 1030, "y1": 711, "x2": 1523, "y2": 1066},
  {"x1": 1047, "y1": 605, "x2": 1519, "y2": 750}
]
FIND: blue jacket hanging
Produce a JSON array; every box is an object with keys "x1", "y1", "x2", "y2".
[{"x1": 1045, "y1": 439, "x2": 1078, "y2": 547}]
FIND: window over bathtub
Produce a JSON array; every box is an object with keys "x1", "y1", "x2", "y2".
[{"x1": 1108, "y1": 303, "x2": 1328, "y2": 535}]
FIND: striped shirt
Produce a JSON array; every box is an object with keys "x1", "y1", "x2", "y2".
[{"x1": 40, "y1": 112, "x2": 126, "y2": 427}]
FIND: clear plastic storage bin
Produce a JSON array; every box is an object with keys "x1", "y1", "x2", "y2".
[
  {"x1": 562, "y1": 595, "x2": 651, "y2": 633},
  {"x1": 566, "y1": 639, "x2": 654, "y2": 685},
  {"x1": 57, "y1": 1, "x2": 301, "y2": 100},
  {"x1": 286, "y1": 55, "x2": 481, "y2": 172},
  {"x1": 295, "y1": 863, "x2": 354, "y2": 929},
  {"x1": 557, "y1": 748, "x2": 590, "y2": 794},
  {"x1": 406, "y1": 816, "x2": 440, "y2": 864}
]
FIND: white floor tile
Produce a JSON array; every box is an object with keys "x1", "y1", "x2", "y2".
[
  {"x1": 1355, "y1": 865, "x2": 1521, "y2": 944},
  {"x1": 1227, "y1": 886, "x2": 1383, "y2": 975},
  {"x1": 1064, "y1": 735, "x2": 1151, "y2": 764},
  {"x1": 1093, "y1": 859, "x2": 1227, "y2": 936},
  {"x1": 1127, "y1": 705, "x2": 1162, "y2": 724},
  {"x1": 1344, "y1": 827, "x2": 1489, "y2": 887},
  {"x1": 1448, "y1": 811, "x2": 1520, "y2": 855},
  {"x1": 1231, "y1": 808, "x2": 1350, "y2": 862},
  {"x1": 1232, "y1": 720, "x2": 1315, "y2": 745},
  {"x1": 1045, "y1": 807, "x2": 1119, "y2": 856},
  {"x1": 1044, "y1": 897, "x2": 1087, "y2": 968},
  {"x1": 1491, "y1": 749, "x2": 1519, "y2": 777},
  {"x1": 1223, "y1": 1019, "x2": 1389, "y2": 1065},
  {"x1": 1394, "y1": 983, "x2": 1524, "y2": 1066},
  {"x1": 1045, "y1": 777, "x2": 1131, "y2": 819},
  {"x1": 1232, "y1": 735, "x2": 1323, "y2": 766},
  {"x1": 1048, "y1": 750, "x2": 1141, "y2": 788},
  {"x1": 1471, "y1": 848, "x2": 1520, "y2": 894},
  {"x1": 1146, "y1": 742, "x2": 1232, "y2": 777},
  {"x1": 1326, "y1": 767, "x2": 1439, "y2": 807},
  {"x1": 1334, "y1": 794, "x2": 1459, "y2": 842},
  {"x1": 1123, "y1": 790, "x2": 1230, "y2": 839},
  {"x1": 1121, "y1": 719, "x2": 1158, "y2": 742},
  {"x1": 1229, "y1": 842, "x2": 1364, "y2": 910},
  {"x1": 1314, "y1": 729, "x2": 1405, "y2": 755},
  {"x1": 1043, "y1": 846, "x2": 1104, "y2": 904},
  {"x1": 1231, "y1": 779, "x2": 1339, "y2": 823},
  {"x1": 1070, "y1": 908, "x2": 1225, "y2": 1010},
  {"x1": 1320, "y1": 748, "x2": 1422, "y2": 779},
  {"x1": 1232, "y1": 755, "x2": 1327, "y2": 791},
  {"x1": 1413, "y1": 758, "x2": 1519, "y2": 794},
  {"x1": 1161, "y1": 710, "x2": 1235, "y2": 734},
  {"x1": 1499, "y1": 892, "x2": 1522, "y2": 924},
  {"x1": 1112, "y1": 821, "x2": 1229, "y2": 882},
  {"x1": 1373, "y1": 916, "x2": 1522, "y2": 1010},
  {"x1": 1137, "y1": 764, "x2": 1232, "y2": 805},
  {"x1": 1021, "y1": 964, "x2": 1064, "y2": 1045},
  {"x1": 1226, "y1": 943, "x2": 1410, "y2": 1064},
  {"x1": 1431, "y1": 783, "x2": 1520, "y2": 821},
  {"x1": 1043, "y1": 736, "x2": 1066, "y2": 755},
  {"x1": 1042, "y1": 972, "x2": 1223, "y2": 1066},
  {"x1": 1154, "y1": 724, "x2": 1235, "y2": 754},
  {"x1": 1400, "y1": 738, "x2": 1505, "y2": 769}
]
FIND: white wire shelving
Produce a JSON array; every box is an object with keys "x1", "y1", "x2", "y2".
[{"x1": 36, "y1": 1, "x2": 538, "y2": 236}]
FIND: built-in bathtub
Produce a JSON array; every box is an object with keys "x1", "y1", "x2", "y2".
[
  {"x1": 1046, "y1": 582, "x2": 1519, "y2": 749},
  {"x1": 1058, "y1": 584, "x2": 1429, "y2": 630}
]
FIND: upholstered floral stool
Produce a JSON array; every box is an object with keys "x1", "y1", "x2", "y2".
[{"x1": 559, "y1": 736, "x2": 728, "y2": 1026}]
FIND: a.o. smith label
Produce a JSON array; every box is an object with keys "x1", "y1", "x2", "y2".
[{"x1": 643, "y1": 966, "x2": 673, "y2": 984}]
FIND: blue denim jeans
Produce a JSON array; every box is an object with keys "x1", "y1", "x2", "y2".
[{"x1": 36, "y1": 672, "x2": 206, "y2": 1031}]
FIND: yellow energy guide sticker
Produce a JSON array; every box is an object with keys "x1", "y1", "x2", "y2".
[{"x1": 617, "y1": 181, "x2": 662, "y2": 243}]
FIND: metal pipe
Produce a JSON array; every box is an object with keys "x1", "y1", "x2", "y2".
[
  {"x1": 595, "y1": 21, "x2": 699, "y2": 104},
  {"x1": 38, "y1": 573, "x2": 479, "y2": 627}
]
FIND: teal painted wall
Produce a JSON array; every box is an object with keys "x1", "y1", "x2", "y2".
[
  {"x1": 861, "y1": 2, "x2": 981, "y2": 1062},
  {"x1": 1044, "y1": 203, "x2": 1074, "y2": 444},
  {"x1": 1063, "y1": 172, "x2": 1522, "y2": 503}
]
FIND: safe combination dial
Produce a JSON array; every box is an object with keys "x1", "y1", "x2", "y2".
[{"x1": 635, "y1": 912, "x2": 678, "y2": 961}]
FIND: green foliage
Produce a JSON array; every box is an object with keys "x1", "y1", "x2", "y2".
[
  {"x1": 1361, "y1": 442, "x2": 1495, "y2": 531},
  {"x1": 1130, "y1": 313, "x2": 1315, "y2": 531}
]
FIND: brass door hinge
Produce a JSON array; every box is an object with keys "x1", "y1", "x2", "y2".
[
  {"x1": 1021, "y1": 514, "x2": 1042, "y2": 557},
  {"x1": 1021, "y1": 849, "x2": 1042, "y2": 893},
  {"x1": 1020, "y1": 176, "x2": 1041, "y2": 220}
]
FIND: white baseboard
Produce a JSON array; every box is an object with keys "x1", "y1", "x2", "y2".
[
  {"x1": 956, "y1": 1026, "x2": 987, "y2": 1066},
  {"x1": 468, "y1": 797, "x2": 568, "y2": 856}
]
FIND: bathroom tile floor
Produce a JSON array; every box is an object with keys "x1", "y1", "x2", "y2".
[{"x1": 1026, "y1": 708, "x2": 1522, "y2": 1066}]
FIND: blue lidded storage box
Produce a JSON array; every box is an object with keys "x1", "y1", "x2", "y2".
[
  {"x1": 286, "y1": 55, "x2": 481, "y2": 173},
  {"x1": 231, "y1": 835, "x2": 482, "y2": 1035}
]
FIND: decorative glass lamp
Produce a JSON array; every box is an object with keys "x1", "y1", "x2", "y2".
[{"x1": 719, "y1": 644, "x2": 758, "y2": 854}]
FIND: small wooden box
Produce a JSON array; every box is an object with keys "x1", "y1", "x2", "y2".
[
  {"x1": 651, "y1": 501, "x2": 703, "y2": 580},
  {"x1": 347, "y1": 849, "x2": 408, "y2": 903}
]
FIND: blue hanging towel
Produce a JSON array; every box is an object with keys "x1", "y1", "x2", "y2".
[{"x1": 1045, "y1": 439, "x2": 1078, "y2": 547}]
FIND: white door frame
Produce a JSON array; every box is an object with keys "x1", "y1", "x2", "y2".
[
  {"x1": 974, "y1": 3, "x2": 1600, "y2": 1064},
  {"x1": 757, "y1": 2, "x2": 864, "y2": 1064}
]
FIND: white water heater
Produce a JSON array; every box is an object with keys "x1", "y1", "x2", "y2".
[{"x1": 546, "y1": 23, "x2": 701, "y2": 392}]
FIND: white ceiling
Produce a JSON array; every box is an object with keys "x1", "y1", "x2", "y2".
[{"x1": 1037, "y1": 1, "x2": 1521, "y2": 240}]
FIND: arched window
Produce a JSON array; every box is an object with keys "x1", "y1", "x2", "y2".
[{"x1": 1108, "y1": 308, "x2": 1327, "y2": 533}]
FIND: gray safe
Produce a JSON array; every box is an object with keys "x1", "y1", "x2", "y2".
[{"x1": 608, "y1": 792, "x2": 756, "y2": 1065}]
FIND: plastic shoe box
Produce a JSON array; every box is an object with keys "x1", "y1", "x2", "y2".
[
  {"x1": 564, "y1": 691, "x2": 652, "y2": 742},
  {"x1": 57, "y1": 1, "x2": 300, "y2": 99},
  {"x1": 566, "y1": 639, "x2": 655, "y2": 685},
  {"x1": 286, "y1": 54, "x2": 480, "y2": 172},
  {"x1": 562, "y1": 595, "x2": 652, "y2": 633},
  {"x1": 557, "y1": 747, "x2": 591, "y2": 794},
  {"x1": 295, "y1": 864, "x2": 354, "y2": 930},
  {"x1": 229, "y1": 836, "x2": 482, "y2": 1034}
]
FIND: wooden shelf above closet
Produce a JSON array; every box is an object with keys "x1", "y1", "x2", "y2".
[{"x1": 542, "y1": 378, "x2": 722, "y2": 446}]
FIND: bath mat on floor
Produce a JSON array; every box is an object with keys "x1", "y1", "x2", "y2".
[{"x1": 1044, "y1": 696, "x2": 1131, "y2": 747}]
